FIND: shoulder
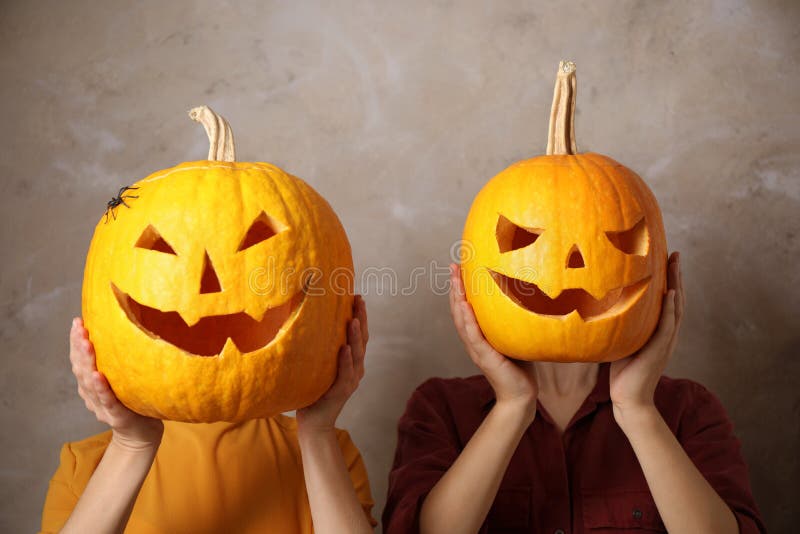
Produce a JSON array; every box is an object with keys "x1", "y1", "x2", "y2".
[
  {"x1": 51, "y1": 430, "x2": 113, "y2": 490},
  {"x1": 400, "y1": 375, "x2": 491, "y2": 430},
  {"x1": 654, "y1": 375, "x2": 732, "y2": 432},
  {"x1": 411, "y1": 375, "x2": 490, "y2": 405},
  {"x1": 61, "y1": 430, "x2": 113, "y2": 464},
  {"x1": 654, "y1": 374, "x2": 723, "y2": 407}
]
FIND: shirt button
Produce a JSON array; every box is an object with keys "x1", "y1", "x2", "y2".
[{"x1": 632, "y1": 508, "x2": 643, "y2": 520}]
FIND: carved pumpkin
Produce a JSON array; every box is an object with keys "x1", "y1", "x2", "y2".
[
  {"x1": 82, "y1": 106, "x2": 353, "y2": 422},
  {"x1": 461, "y1": 62, "x2": 667, "y2": 362}
]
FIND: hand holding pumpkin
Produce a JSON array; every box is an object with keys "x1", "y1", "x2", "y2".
[
  {"x1": 450, "y1": 264, "x2": 538, "y2": 414},
  {"x1": 296, "y1": 296, "x2": 368, "y2": 435},
  {"x1": 610, "y1": 252, "x2": 685, "y2": 431},
  {"x1": 69, "y1": 318, "x2": 163, "y2": 451}
]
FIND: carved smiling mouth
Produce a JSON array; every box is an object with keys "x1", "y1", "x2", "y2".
[
  {"x1": 112, "y1": 284, "x2": 304, "y2": 356},
  {"x1": 489, "y1": 270, "x2": 650, "y2": 320}
]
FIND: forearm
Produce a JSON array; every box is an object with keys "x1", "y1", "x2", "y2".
[
  {"x1": 60, "y1": 439, "x2": 158, "y2": 534},
  {"x1": 298, "y1": 428, "x2": 372, "y2": 534},
  {"x1": 620, "y1": 406, "x2": 738, "y2": 534},
  {"x1": 420, "y1": 401, "x2": 534, "y2": 534}
]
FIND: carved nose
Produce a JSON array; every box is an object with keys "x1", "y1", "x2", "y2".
[
  {"x1": 566, "y1": 245, "x2": 585, "y2": 268},
  {"x1": 200, "y1": 251, "x2": 222, "y2": 293}
]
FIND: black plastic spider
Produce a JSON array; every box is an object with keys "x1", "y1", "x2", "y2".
[{"x1": 104, "y1": 186, "x2": 139, "y2": 222}]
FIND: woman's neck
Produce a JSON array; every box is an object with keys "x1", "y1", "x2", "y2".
[{"x1": 533, "y1": 362, "x2": 600, "y2": 397}]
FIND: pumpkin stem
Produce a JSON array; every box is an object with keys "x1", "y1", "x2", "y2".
[
  {"x1": 188, "y1": 105, "x2": 236, "y2": 162},
  {"x1": 546, "y1": 60, "x2": 577, "y2": 155}
]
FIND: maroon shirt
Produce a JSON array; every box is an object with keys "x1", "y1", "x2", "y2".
[{"x1": 383, "y1": 364, "x2": 765, "y2": 533}]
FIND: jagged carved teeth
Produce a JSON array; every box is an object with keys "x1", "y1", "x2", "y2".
[
  {"x1": 489, "y1": 270, "x2": 650, "y2": 320},
  {"x1": 111, "y1": 283, "x2": 304, "y2": 356}
]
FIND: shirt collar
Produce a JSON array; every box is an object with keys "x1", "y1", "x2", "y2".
[{"x1": 479, "y1": 362, "x2": 611, "y2": 412}]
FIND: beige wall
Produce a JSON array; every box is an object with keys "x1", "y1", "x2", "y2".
[{"x1": 2, "y1": 1, "x2": 798, "y2": 531}]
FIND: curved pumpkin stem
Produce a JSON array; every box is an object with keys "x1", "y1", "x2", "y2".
[
  {"x1": 546, "y1": 60, "x2": 577, "y2": 155},
  {"x1": 188, "y1": 105, "x2": 236, "y2": 162}
]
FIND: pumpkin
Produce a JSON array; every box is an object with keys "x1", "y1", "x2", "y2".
[
  {"x1": 461, "y1": 61, "x2": 667, "y2": 362},
  {"x1": 82, "y1": 106, "x2": 353, "y2": 422}
]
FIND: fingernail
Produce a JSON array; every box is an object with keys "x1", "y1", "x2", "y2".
[{"x1": 72, "y1": 318, "x2": 78, "y2": 327}]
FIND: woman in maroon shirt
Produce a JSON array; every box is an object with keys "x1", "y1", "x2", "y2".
[{"x1": 383, "y1": 253, "x2": 765, "y2": 533}]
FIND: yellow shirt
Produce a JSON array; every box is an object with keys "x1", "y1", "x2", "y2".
[{"x1": 40, "y1": 415, "x2": 375, "y2": 533}]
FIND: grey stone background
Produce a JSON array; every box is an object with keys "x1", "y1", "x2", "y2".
[{"x1": 1, "y1": 1, "x2": 798, "y2": 532}]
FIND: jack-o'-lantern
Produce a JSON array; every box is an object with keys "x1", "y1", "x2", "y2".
[
  {"x1": 461, "y1": 61, "x2": 667, "y2": 362},
  {"x1": 82, "y1": 106, "x2": 353, "y2": 422}
]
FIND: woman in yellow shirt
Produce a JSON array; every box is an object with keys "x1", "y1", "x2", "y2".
[{"x1": 41, "y1": 296, "x2": 375, "y2": 534}]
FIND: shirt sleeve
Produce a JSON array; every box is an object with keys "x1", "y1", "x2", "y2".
[
  {"x1": 39, "y1": 442, "x2": 80, "y2": 534},
  {"x1": 677, "y1": 382, "x2": 766, "y2": 534},
  {"x1": 382, "y1": 380, "x2": 464, "y2": 534},
  {"x1": 336, "y1": 429, "x2": 378, "y2": 527}
]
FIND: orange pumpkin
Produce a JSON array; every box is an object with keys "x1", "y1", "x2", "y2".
[
  {"x1": 461, "y1": 62, "x2": 667, "y2": 362},
  {"x1": 82, "y1": 106, "x2": 353, "y2": 422}
]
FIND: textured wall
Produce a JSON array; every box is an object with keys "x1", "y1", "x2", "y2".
[{"x1": 1, "y1": 1, "x2": 798, "y2": 532}]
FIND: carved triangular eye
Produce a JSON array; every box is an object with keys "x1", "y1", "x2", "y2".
[
  {"x1": 135, "y1": 225, "x2": 177, "y2": 255},
  {"x1": 496, "y1": 214, "x2": 542, "y2": 253},
  {"x1": 606, "y1": 217, "x2": 649, "y2": 255},
  {"x1": 238, "y1": 212, "x2": 282, "y2": 251}
]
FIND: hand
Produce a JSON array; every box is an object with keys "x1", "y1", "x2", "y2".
[
  {"x1": 450, "y1": 264, "x2": 537, "y2": 414},
  {"x1": 69, "y1": 318, "x2": 163, "y2": 452},
  {"x1": 610, "y1": 252, "x2": 685, "y2": 429},
  {"x1": 296, "y1": 296, "x2": 368, "y2": 435}
]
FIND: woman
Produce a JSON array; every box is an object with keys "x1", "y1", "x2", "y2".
[
  {"x1": 41, "y1": 297, "x2": 375, "y2": 534},
  {"x1": 383, "y1": 253, "x2": 765, "y2": 533}
]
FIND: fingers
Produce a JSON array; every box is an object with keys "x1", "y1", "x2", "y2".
[
  {"x1": 448, "y1": 268, "x2": 458, "y2": 321},
  {"x1": 459, "y1": 301, "x2": 485, "y2": 346},
  {"x1": 92, "y1": 372, "x2": 114, "y2": 408},
  {"x1": 353, "y1": 295, "x2": 369, "y2": 345},
  {"x1": 92, "y1": 372, "x2": 129, "y2": 418},
  {"x1": 77, "y1": 384, "x2": 96, "y2": 413},
  {"x1": 327, "y1": 345, "x2": 356, "y2": 398},
  {"x1": 653, "y1": 289, "x2": 677, "y2": 342},
  {"x1": 666, "y1": 251, "x2": 685, "y2": 332},
  {"x1": 69, "y1": 317, "x2": 86, "y2": 350},
  {"x1": 667, "y1": 251, "x2": 680, "y2": 290},
  {"x1": 450, "y1": 263, "x2": 466, "y2": 298},
  {"x1": 449, "y1": 264, "x2": 466, "y2": 330},
  {"x1": 348, "y1": 318, "x2": 366, "y2": 381},
  {"x1": 82, "y1": 370, "x2": 106, "y2": 417},
  {"x1": 69, "y1": 319, "x2": 88, "y2": 374},
  {"x1": 70, "y1": 319, "x2": 99, "y2": 401},
  {"x1": 459, "y1": 301, "x2": 496, "y2": 362},
  {"x1": 70, "y1": 318, "x2": 115, "y2": 420},
  {"x1": 448, "y1": 264, "x2": 497, "y2": 363},
  {"x1": 347, "y1": 295, "x2": 367, "y2": 382},
  {"x1": 674, "y1": 253, "x2": 685, "y2": 326}
]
